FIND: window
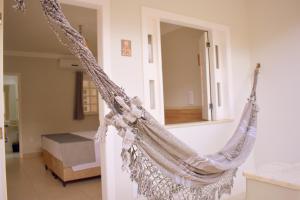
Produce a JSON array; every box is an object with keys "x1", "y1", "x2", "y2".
[
  {"x1": 142, "y1": 9, "x2": 232, "y2": 125},
  {"x1": 83, "y1": 74, "x2": 98, "y2": 114},
  {"x1": 160, "y1": 22, "x2": 210, "y2": 124},
  {"x1": 159, "y1": 22, "x2": 229, "y2": 125}
]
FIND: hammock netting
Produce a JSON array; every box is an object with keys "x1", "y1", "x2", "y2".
[{"x1": 14, "y1": 1, "x2": 260, "y2": 199}]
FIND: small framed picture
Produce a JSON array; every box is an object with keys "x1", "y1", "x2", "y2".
[{"x1": 121, "y1": 39, "x2": 132, "y2": 57}]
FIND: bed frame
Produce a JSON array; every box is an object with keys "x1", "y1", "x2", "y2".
[{"x1": 43, "y1": 150, "x2": 101, "y2": 186}]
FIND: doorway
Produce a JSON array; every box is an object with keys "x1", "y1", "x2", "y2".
[
  {"x1": 3, "y1": 75, "x2": 20, "y2": 158},
  {"x1": 0, "y1": 1, "x2": 115, "y2": 200},
  {"x1": 142, "y1": 8, "x2": 233, "y2": 125},
  {"x1": 2, "y1": 1, "x2": 104, "y2": 200}
]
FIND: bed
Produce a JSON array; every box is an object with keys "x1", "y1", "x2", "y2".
[
  {"x1": 244, "y1": 163, "x2": 300, "y2": 200},
  {"x1": 41, "y1": 131, "x2": 101, "y2": 186}
]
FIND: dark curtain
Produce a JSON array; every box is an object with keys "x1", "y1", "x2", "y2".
[{"x1": 73, "y1": 71, "x2": 84, "y2": 120}]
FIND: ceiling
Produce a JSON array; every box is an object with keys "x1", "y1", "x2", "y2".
[{"x1": 4, "y1": 1, "x2": 97, "y2": 56}]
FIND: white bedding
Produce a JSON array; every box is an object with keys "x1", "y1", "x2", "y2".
[{"x1": 42, "y1": 130, "x2": 100, "y2": 171}]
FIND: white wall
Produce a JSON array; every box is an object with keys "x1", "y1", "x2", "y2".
[
  {"x1": 247, "y1": 0, "x2": 300, "y2": 166},
  {"x1": 4, "y1": 56, "x2": 100, "y2": 154},
  {"x1": 161, "y1": 26, "x2": 203, "y2": 108},
  {"x1": 110, "y1": 0, "x2": 253, "y2": 199}
]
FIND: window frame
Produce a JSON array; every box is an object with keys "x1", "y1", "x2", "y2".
[
  {"x1": 82, "y1": 73, "x2": 99, "y2": 115},
  {"x1": 142, "y1": 7, "x2": 234, "y2": 125}
]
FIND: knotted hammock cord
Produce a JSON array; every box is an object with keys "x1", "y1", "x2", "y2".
[{"x1": 14, "y1": 1, "x2": 260, "y2": 199}]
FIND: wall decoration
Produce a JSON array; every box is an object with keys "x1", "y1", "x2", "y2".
[{"x1": 121, "y1": 39, "x2": 132, "y2": 57}]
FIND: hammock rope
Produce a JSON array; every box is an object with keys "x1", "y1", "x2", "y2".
[{"x1": 14, "y1": 1, "x2": 260, "y2": 199}]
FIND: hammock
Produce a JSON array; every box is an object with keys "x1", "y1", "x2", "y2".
[{"x1": 14, "y1": 1, "x2": 260, "y2": 199}]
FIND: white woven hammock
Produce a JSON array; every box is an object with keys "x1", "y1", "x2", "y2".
[{"x1": 14, "y1": 1, "x2": 260, "y2": 199}]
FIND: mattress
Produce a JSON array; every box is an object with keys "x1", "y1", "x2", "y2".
[{"x1": 42, "y1": 131, "x2": 100, "y2": 171}]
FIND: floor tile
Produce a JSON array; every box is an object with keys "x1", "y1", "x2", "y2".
[{"x1": 6, "y1": 156, "x2": 102, "y2": 200}]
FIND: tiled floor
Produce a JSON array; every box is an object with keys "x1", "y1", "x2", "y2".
[{"x1": 6, "y1": 156, "x2": 101, "y2": 200}]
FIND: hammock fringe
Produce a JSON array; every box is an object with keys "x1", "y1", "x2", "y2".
[{"x1": 122, "y1": 145, "x2": 237, "y2": 200}]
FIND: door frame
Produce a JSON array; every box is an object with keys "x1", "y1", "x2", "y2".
[
  {"x1": 0, "y1": 1, "x2": 115, "y2": 200},
  {"x1": 142, "y1": 7, "x2": 233, "y2": 124},
  {"x1": 0, "y1": 0, "x2": 7, "y2": 199}
]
